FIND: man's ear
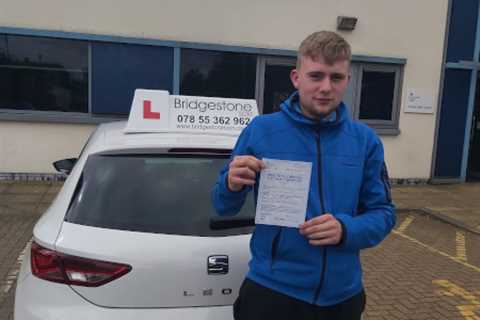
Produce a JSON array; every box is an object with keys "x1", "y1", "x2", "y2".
[{"x1": 290, "y1": 69, "x2": 299, "y2": 89}]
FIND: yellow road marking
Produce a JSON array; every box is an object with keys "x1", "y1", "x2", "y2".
[
  {"x1": 433, "y1": 279, "x2": 480, "y2": 319},
  {"x1": 456, "y1": 231, "x2": 468, "y2": 262},
  {"x1": 397, "y1": 215, "x2": 415, "y2": 233},
  {"x1": 392, "y1": 230, "x2": 480, "y2": 273}
]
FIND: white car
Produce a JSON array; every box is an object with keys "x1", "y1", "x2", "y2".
[{"x1": 14, "y1": 91, "x2": 257, "y2": 320}]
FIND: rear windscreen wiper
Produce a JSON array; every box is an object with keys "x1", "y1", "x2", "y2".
[{"x1": 209, "y1": 217, "x2": 255, "y2": 230}]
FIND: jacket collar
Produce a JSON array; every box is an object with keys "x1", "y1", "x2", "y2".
[{"x1": 279, "y1": 91, "x2": 349, "y2": 128}]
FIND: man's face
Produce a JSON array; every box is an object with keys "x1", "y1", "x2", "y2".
[{"x1": 290, "y1": 55, "x2": 350, "y2": 119}]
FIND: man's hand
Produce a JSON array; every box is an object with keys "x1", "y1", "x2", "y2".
[
  {"x1": 228, "y1": 156, "x2": 265, "y2": 192},
  {"x1": 299, "y1": 214, "x2": 343, "y2": 246}
]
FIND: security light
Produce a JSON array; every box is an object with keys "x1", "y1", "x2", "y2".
[{"x1": 337, "y1": 16, "x2": 358, "y2": 31}]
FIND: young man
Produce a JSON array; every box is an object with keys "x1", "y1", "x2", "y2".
[{"x1": 212, "y1": 31, "x2": 395, "y2": 320}]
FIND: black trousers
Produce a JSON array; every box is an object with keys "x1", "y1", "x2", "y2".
[{"x1": 233, "y1": 278, "x2": 366, "y2": 320}]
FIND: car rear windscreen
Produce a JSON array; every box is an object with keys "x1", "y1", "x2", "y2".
[{"x1": 64, "y1": 154, "x2": 255, "y2": 236}]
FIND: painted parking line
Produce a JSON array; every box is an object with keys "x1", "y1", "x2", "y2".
[
  {"x1": 456, "y1": 231, "x2": 468, "y2": 262},
  {"x1": 391, "y1": 230, "x2": 480, "y2": 273},
  {"x1": 397, "y1": 215, "x2": 415, "y2": 233},
  {"x1": 0, "y1": 238, "x2": 32, "y2": 299},
  {"x1": 434, "y1": 279, "x2": 480, "y2": 319},
  {"x1": 389, "y1": 213, "x2": 480, "y2": 318}
]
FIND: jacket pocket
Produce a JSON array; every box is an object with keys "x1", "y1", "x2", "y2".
[
  {"x1": 320, "y1": 249, "x2": 362, "y2": 301},
  {"x1": 323, "y1": 155, "x2": 363, "y2": 213},
  {"x1": 251, "y1": 225, "x2": 281, "y2": 262}
]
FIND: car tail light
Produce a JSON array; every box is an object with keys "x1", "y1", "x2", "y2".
[{"x1": 31, "y1": 241, "x2": 131, "y2": 287}]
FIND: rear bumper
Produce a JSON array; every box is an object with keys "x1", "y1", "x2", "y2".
[{"x1": 15, "y1": 274, "x2": 234, "y2": 320}]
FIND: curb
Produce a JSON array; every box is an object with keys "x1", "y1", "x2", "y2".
[
  {"x1": 0, "y1": 173, "x2": 66, "y2": 182},
  {"x1": 397, "y1": 208, "x2": 480, "y2": 235}
]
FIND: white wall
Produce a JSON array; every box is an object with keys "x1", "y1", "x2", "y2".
[
  {"x1": 0, "y1": 122, "x2": 95, "y2": 173},
  {"x1": 0, "y1": 0, "x2": 449, "y2": 177}
]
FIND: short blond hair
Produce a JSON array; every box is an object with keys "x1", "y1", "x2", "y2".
[{"x1": 297, "y1": 31, "x2": 351, "y2": 68}]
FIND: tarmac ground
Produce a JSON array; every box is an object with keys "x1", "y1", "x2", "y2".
[{"x1": 1, "y1": 181, "x2": 479, "y2": 320}]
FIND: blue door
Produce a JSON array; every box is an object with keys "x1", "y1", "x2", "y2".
[{"x1": 434, "y1": 0, "x2": 480, "y2": 181}]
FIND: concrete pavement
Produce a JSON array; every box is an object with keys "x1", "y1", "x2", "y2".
[{"x1": 393, "y1": 183, "x2": 480, "y2": 234}]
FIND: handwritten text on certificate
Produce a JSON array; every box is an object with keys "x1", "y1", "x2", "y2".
[{"x1": 255, "y1": 158, "x2": 312, "y2": 228}]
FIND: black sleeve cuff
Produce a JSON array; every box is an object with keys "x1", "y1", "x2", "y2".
[{"x1": 337, "y1": 218, "x2": 347, "y2": 246}]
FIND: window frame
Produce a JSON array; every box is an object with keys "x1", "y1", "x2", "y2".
[
  {"x1": 351, "y1": 63, "x2": 403, "y2": 135},
  {"x1": 0, "y1": 34, "x2": 91, "y2": 117},
  {"x1": 0, "y1": 108, "x2": 123, "y2": 124},
  {"x1": 255, "y1": 56, "x2": 296, "y2": 114},
  {"x1": 0, "y1": 27, "x2": 406, "y2": 134}
]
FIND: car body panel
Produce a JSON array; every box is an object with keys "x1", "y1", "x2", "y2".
[
  {"x1": 56, "y1": 222, "x2": 251, "y2": 308},
  {"x1": 15, "y1": 273, "x2": 234, "y2": 320},
  {"x1": 16, "y1": 119, "x2": 250, "y2": 318}
]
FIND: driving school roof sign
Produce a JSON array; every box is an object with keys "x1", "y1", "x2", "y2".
[{"x1": 125, "y1": 89, "x2": 259, "y2": 136}]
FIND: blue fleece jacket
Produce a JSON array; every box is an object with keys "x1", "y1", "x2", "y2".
[{"x1": 211, "y1": 92, "x2": 396, "y2": 306}]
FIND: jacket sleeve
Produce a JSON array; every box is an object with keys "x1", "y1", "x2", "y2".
[
  {"x1": 335, "y1": 134, "x2": 396, "y2": 252},
  {"x1": 211, "y1": 120, "x2": 256, "y2": 216}
]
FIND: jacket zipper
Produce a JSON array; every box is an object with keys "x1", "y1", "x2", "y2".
[{"x1": 313, "y1": 132, "x2": 327, "y2": 304}]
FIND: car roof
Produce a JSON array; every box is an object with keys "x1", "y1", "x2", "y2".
[{"x1": 83, "y1": 121, "x2": 238, "y2": 156}]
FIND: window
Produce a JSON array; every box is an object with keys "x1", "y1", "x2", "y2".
[
  {"x1": 0, "y1": 31, "x2": 404, "y2": 134},
  {"x1": 255, "y1": 59, "x2": 403, "y2": 134},
  {"x1": 256, "y1": 57, "x2": 296, "y2": 114},
  {"x1": 65, "y1": 154, "x2": 255, "y2": 236},
  {"x1": 359, "y1": 70, "x2": 395, "y2": 120},
  {"x1": 350, "y1": 63, "x2": 402, "y2": 134},
  {"x1": 255, "y1": 58, "x2": 403, "y2": 134},
  {"x1": 446, "y1": 0, "x2": 479, "y2": 63},
  {"x1": 0, "y1": 34, "x2": 88, "y2": 113},
  {"x1": 91, "y1": 42, "x2": 173, "y2": 115},
  {"x1": 180, "y1": 49, "x2": 256, "y2": 99}
]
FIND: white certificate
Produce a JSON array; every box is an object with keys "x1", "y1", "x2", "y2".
[{"x1": 255, "y1": 158, "x2": 312, "y2": 228}]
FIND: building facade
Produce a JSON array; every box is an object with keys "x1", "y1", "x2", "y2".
[{"x1": 0, "y1": 0, "x2": 453, "y2": 181}]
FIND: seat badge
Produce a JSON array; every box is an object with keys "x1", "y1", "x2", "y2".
[{"x1": 208, "y1": 255, "x2": 229, "y2": 275}]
